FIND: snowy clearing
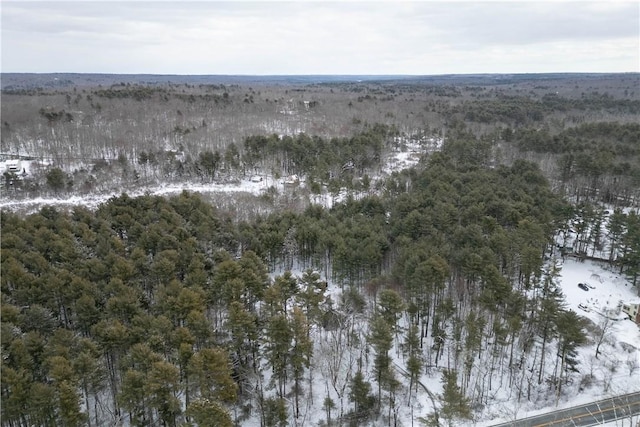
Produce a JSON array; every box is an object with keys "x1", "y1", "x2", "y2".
[{"x1": 475, "y1": 258, "x2": 640, "y2": 427}]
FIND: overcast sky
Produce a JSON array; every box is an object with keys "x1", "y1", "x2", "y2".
[{"x1": 2, "y1": 1, "x2": 638, "y2": 75}]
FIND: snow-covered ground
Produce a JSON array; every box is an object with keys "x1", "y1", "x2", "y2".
[
  {"x1": 1, "y1": 135, "x2": 441, "y2": 214},
  {"x1": 0, "y1": 158, "x2": 42, "y2": 176},
  {"x1": 474, "y1": 258, "x2": 640, "y2": 427},
  {"x1": 383, "y1": 135, "x2": 442, "y2": 175},
  {"x1": 260, "y1": 258, "x2": 640, "y2": 427},
  {"x1": 559, "y1": 258, "x2": 637, "y2": 330},
  {"x1": 0, "y1": 176, "x2": 280, "y2": 212},
  {"x1": 600, "y1": 418, "x2": 640, "y2": 427}
]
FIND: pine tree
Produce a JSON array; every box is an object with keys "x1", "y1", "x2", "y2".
[
  {"x1": 368, "y1": 314, "x2": 393, "y2": 408},
  {"x1": 265, "y1": 271, "x2": 299, "y2": 315},
  {"x1": 348, "y1": 370, "x2": 375, "y2": 422},
  {"x1": 47, "y1": 355, "x2": 87, "y2": 427},
  {"x1": 145, "y1": 361, "x2": 181, "y2": 427},
  {"x1": 290, "y1": 307, "x2": 313, "y2": 419},
  {"x1": 72, "y1": 339, "x2": 105, "y2": 427},
  {"x1": 210, "y1": 258, "x2": 243, "y2": 311},
  {"x1": 588, "y1": 207, "x2": 605, "y2": 257},
  {"x1": 225, "y1": 300, "x2": 258, "y2": 379},
  {"x1": 620, "y1": 211, "x2": 640, "y2": 287},
  {"x1": 46, "y1": 167, "x2": 67, "y2": 193},
  {"x1": 238, "y1": 250, "x2": 269, "y2": 307},
  {"x1": 264, "y1": 314, "x2": 292, "y2": 398},
  {"x1": 92, "y1": 318, "x2": 131, "y2": 418},
  {"x1": 296, "y1": 268, "x2": 327, "y2": 328},
  {"x1": 1, "y1": 364, "x2": 32, "y2": 426},
  {"x1": 29, "y1": 382, "x2": 58, "y2": 426},
  {"x1": 188, "y1": 348, "x2": 238, "y2": 403},
  {"x1": 462, "y1": 311, "x2": 485, "y2": 392},
  {"x1": 439, "y1": 369, "x2": 472, "y2": 426},
  {"x1": 262, "y1": 397, "x2": 288, "y2": 427},
  {"x1": 119, "y1": 369, "x2": 148, "y2": 425},
  {"x1": 323, "y1": 396, "x2": 336, "y2": 426},
  {"x1": 186, "y1": 398, "x2": 234, "y2": 427},
  {"x1": 535, "y1": 262, "x2": 565, "y2": 384},
  {"x1": 404, "y1": 323, "x2": 423, "y2": 404},
  {"x1": 607, "y1": 208, "x2": 626, "y2": 263},
  {"x1": 377, "y1": 288, "x2": 405, "y2": 337},
  {"x1": 554, "y1": 310, "x2": 587, "y2": 400},
  {"x1": 381, "y1": 367, "x2": 401, "y2": 427}
]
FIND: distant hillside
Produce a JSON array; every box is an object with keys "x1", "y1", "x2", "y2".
[
  {"x1": 0, "y1": 73, "x2": 405, "y2": 90},
  {"x1": 3, "y1": 72, "x2": 637, "y2": 90}
]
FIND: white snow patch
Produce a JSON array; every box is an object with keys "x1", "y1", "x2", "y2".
[{"x1": 0, "y1": 174, "x2": 284, "y2": 212}]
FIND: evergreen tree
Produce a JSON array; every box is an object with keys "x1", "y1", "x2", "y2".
[
  {"x1": 323, "y1": 396, "x2": 336, "y2": 426},
  {"x1": 46, "y1": 167, "x2": 67, "y2": 193},
  {"x1": 238, "y1": 250, "x2": 270, "y2": 307},
  {"x1": 554, "y1": 310, "x2": 587, "y2": 399},
  {"x1": 145, "y1": 361, "x2": 181, "y2": 427},
  {"x1": 348, "y1": 370, "x2": 376, "y2": 422},
  {"x1": 47, "y1": 355, "x2": 87, "y2": 426},
  {"x1": 404, "y1": 323, "x2": 423, "y2": 404},
  {"x1": 265, "y1": 271, "x2": 299, "y2": 315},
  {"x1": 225, "y1": 300, "x2": 259, "y2": 380},
  {"x1": 119, "y1": 369, "x2": 149, "y2": 425},
  {"x1": 186, "y1": 398, "x2": 234, "y2": 427},
  {"x1": 1, "y1": 363, "x2": 33, "y2": 426},
  {"x1": 607, "y1": 208, "x2": 626, "y2": 263},
  {"x1": 262, "y1": 397, "x2": 288, "y2": 427},
  {"x1": 620, "y1": 211, "x2": 640, "y2": 287},
  {"x1": 264, "y1": 314, "x2": 292, "y2": 398},
  {"x1": 368, "y1": 314, "x2": 393, "y2": 408},
  {"x1": 439, "y1": 370, "x2": 472, "y2": 426},
  {"x1": 377, "y1": 288, "x2": 405, "y2": 337},
  {"x1": 296, "y1": 268, "x2": 328, "y2": 328},
  {"x1": 187, "y1": 348, "x2": 238, "y2": 403},
  {"x1": 535, "y1": 262, "x2": 565, "y2": 384},
  {"x1": 29, "y1": 382, "x2": 58, "y2": 426},
  {"x1": 462, "y1": 311, "x2": 485, "y2": 392},
  {"x1": 197, "y1": 150, "x2": 221, "y2": 181},
  {"x1": 290, "y1": 307, "x2": 313, "y2": 419}
]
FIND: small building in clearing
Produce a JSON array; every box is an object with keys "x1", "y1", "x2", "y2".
[
  {"x1": 1, "y1": 160, "x2": 22, "y2": 174},
  {"x1": 282, "y1": 175, "x2": 299, "y2": 186},
  {"x1": 621, "y1": 300, "x2": 640, "y2": 325},
  {"x1": 6, "y1": 160, "x2": 22, "y2": 173}
]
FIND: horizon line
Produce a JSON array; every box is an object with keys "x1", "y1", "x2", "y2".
[{"x1": 3, "y1": 71, "x2": 639, "y2": 76}]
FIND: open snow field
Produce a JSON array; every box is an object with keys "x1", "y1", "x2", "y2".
[{"x1": 559, "y1": 258, "x2": 639, "y2": 346}]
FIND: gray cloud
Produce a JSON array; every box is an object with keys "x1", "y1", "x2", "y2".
[{"x1": 2, "y1": 1, "x2": 638, "y2": 74}]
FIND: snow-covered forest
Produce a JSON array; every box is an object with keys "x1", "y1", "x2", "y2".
[{"x1": 1, "y1": 73, "x2": 639, "y2": 427}]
